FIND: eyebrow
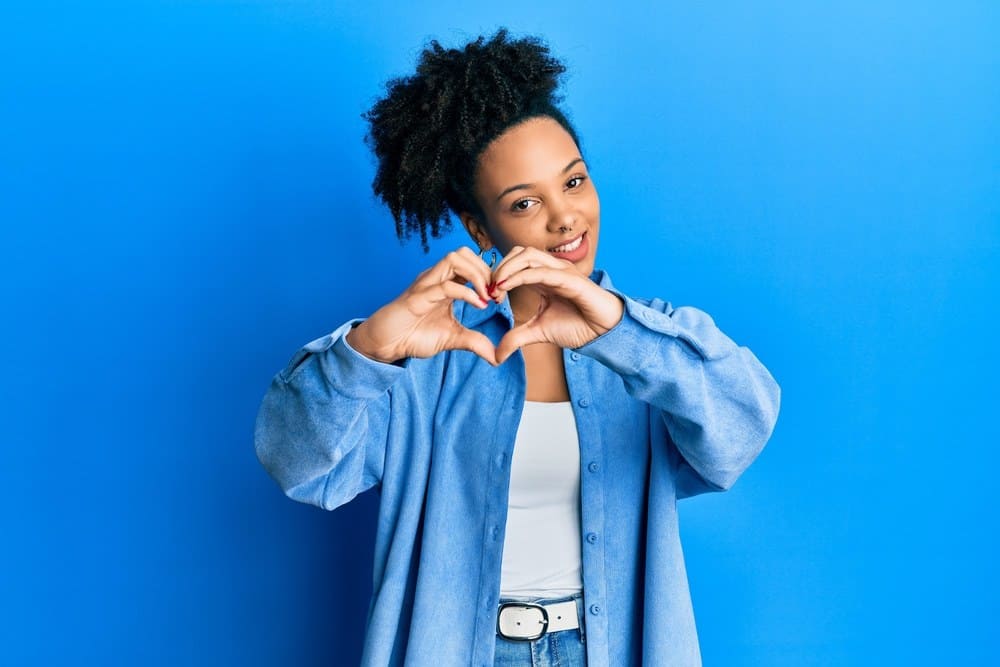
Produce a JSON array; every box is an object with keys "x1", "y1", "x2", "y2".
[{"x1": 494, "y1": 158, "x2": 585, "y2": 202}]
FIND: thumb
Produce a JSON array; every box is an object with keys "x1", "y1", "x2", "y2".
[
  {"x1": 450, "y1": 328, "x2": 499, "y2": 367},
  {"x1": 495, "y1": 323, "x2": 544, "y2": 365}
]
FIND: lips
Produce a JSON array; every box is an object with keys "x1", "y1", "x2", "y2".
[{"x1": 547, "y1": 231, "x2": 589, "y2": 262}]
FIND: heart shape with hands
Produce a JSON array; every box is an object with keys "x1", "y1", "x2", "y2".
[{"x1": 345, "y1": 246, "x2": 624, "y2": 367}]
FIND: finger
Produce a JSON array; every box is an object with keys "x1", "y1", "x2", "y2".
[
  {"x1": 490, "y1": 245, "x2": 527, "y2": 282},
  {"x1": 489, "y1": 245, "x2": 533, "y2": 290},
  {"x1": 451, "y1": 248, "x2": 494, "y2": 301},
  {"x1": 493, "y1": 266, "x2": 581, "y2": 298},
  {"x1": 422, "y1": 280, "x2": 489, "y2": 310},
  {"x1": 457, "y1": 245, "x2": 493, "y2": 278},
  {"x1": 491, "y1": 247, "x2": 570, "y2": 290},
  {"x1": 488, "y1": 246, "x2": 536, "y2": 301},
  {"x1": 450, "y1": 327, "x2": 499, "y2": 367},
  {"x1": 459, "y1": 246, "x2": 493, "y2": 299},
  {"x1": 417, "y1": 250, "x2": 491, "y2": 302},
  {"x1": 495, "y1": 321, "x2": 546, "y2": 365}
]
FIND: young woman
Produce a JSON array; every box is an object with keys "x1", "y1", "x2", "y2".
[{"x1": 254, "y1": 28, "x2": 781, "y2": 667}]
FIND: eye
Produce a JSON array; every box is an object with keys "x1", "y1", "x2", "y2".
[
  {"x1": 566, "y1": 174, "x2": 587, "y2": 189},
  {"x1": 510, "y1": 198, "x2": 537, "y2": 212}
]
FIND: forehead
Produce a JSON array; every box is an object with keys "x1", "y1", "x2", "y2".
[{"x1": 475, "y1": 116, "x2": 581, "y2": 190}]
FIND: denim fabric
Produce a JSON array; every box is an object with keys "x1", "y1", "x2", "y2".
[
  {"x1": 494, "y1": 594, "x2": 586, "y2": 666},
  {"x1": 254, "y1": 269, "x2": 781, "y2": 667}
]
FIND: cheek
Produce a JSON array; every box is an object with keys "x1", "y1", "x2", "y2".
[
  {"x1": 489, "y1": 227, "x2": 522, "y2": 256},
  {"x1": 491, "y1": 218, "x2": 541, "y2": 252},
  {"x1": 587, "y1": 198, "x2": 601, "y2": 228}
]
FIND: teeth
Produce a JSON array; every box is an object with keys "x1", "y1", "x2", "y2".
[{"x1": 551, "y1": 234, "x2": 583, "y2": 253}]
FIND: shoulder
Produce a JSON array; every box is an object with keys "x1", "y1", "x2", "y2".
[
  {"x1": 587, "y1": 268, "x2": 736, "y2": 360},
  {"x1": 592, "y1": 267, "x2": 728, "y2": 326},
  {"x1": 590, "y1": 267, "x2": 669, "y2": 313}
]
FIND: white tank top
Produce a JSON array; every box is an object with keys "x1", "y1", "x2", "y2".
[{"x1": 499, "y1": 400, "x2": 583, "y2": 599}]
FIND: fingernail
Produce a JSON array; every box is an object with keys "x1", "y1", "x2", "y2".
[{"x1": 496, "y1": 279, "x2": 507, "y2": 287}]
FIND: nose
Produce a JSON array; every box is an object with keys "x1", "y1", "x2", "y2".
[{"x1": 547, "y1": 195, "x2": 577, "y2": 234}]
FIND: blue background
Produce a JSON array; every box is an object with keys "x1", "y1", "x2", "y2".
[{"x1": 2, "y1": 1, "x2": 997, "y2": 664}]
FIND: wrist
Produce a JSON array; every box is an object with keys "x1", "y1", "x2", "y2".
[
  {"x1": 346, "y1": 322, "x2": 402, "y2": 365},
  {"x1": 590, "y1": 289, "x2": 625, "y2": 336}
]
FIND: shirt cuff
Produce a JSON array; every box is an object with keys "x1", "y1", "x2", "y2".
[{"x1": 280, "y1": 319, "x2": 408, "y2": 400}]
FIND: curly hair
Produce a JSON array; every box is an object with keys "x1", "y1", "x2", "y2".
[{"x1": 362, "y1": 27, "x2": 582, "y2": 251}]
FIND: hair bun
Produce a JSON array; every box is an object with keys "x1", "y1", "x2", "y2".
[{"x1": 417, "y1": 29, "x2": 566, "y2": 134}]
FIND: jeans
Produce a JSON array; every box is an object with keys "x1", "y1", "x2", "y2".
[{"x1": 493, "y1": 593, "x2": 586, "y2": 666}]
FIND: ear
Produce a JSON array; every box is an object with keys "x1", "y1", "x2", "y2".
[{"x1": 459, "y1": 211, "x2": 493, "y2": 251}]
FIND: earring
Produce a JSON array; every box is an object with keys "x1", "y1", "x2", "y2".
[{"x1": 480, "y1": 246, "x2": 498, "y2": 268}]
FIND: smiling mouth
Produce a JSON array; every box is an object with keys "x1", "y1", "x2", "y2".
[{"x1": 548, "y1": 232, "x2": 585, "y2": 253}]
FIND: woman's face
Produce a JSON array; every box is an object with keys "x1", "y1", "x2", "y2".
[{"x1": 461, "y1": 116, "x2": 601, "y2": 277}]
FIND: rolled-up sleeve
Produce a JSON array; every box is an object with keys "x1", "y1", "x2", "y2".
[
  {"x1": 253, "y1": 319, "x2": 408, "y2": 510},
  {"x1": 574, "y1": 290, "x2": 781, "y2": 495}
]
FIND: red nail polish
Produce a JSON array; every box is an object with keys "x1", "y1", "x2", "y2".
[
  {"x1": 487, "y1": 281, "x2": 495, "y2": 292},
  {"x1": 496, "y1": 279, "x2": 506, "y2": 287}
]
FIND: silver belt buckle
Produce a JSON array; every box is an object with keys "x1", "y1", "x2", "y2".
[{"x1": 496, "y1": 602, "x2": 550, "y2": 641}]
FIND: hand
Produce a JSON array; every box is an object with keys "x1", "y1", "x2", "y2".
[
  {"x1": 489, "y1": 246, "x2": 625, "y2": 364},
  {"x1": 346, "y1": 247, "x2": 498, "y2": 366}
]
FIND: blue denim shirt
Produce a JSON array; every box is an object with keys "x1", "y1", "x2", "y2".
[{"x1": 254, "y1": 269, "x2": 781, "y2": 666}]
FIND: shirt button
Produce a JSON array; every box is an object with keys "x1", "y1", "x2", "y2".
[
  {"x1": 589, "y1": 604, "x2": 601, "y2": 616},
  {"x1": 586, "y1": 532, "x2": 598, "y2": 544},
  {"x1": 588, "y1": 461, "x2": 599, "y2": 473},
  {"x1": 570, "y1": 352, "x2": 581, "y2": 361},
  {"x1": 578, "y1": 398, "x2": 590, "y2": 408}
]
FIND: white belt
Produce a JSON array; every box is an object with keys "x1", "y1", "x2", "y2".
[{"x1": 496, "y1": 600, "x2": 579, "y2": 641}]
